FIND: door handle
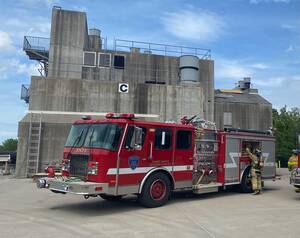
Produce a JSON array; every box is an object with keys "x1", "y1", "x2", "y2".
[{"x1": 149, "y1": 142, "x2": 153, "y2": 160}]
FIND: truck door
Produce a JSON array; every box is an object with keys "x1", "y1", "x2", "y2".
[
  {"x1": 151, "y1": 128, "x2": 173, "y2": 166},
  {"x1": 173, "y1": 129, "x2": 194, "y2": 185},
  {"x1": 118, "y1": 125, "x2": 149, "y2": 188}
]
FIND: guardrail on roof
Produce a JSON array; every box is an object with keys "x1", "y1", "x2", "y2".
[{"x1": 114, "y1": 39, "x2": 211, "y2": 59}]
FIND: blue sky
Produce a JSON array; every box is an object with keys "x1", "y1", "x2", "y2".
[{"x1": 0, "y1": 0, "x2": 299, "y2": 143}]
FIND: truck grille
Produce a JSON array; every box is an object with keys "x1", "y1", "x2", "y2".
[{"x1": 69, "y1": 154, "x2": 89, "y2": 177}]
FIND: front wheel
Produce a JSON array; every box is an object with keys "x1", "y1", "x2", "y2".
[
  {"x1": 138, "y1": 172, "x2": 171, "y2": 208},
  {"x1": 239, "y1": 167, "x2": 252, "y2": 193},
  {"x1": 99, "y1": 194, "x2": 124, "y2": 201}
]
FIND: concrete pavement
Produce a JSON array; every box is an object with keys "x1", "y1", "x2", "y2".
[{"x1": 0, "y1": 169, "x2": 299, "y2": 238}]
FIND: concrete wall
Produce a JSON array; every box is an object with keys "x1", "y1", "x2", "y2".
[
  {"x1": 199, "y1": 60, "x2": 214, "y2": 121},
  {"x1": 48, "y1": 8, "x2": 89, "y2": 79},
  {"x1": 28, "y1": 76, "x2": 204, "y2": 122},
  {"x1": 15, "y1": 114, "x2": 83, "y2": 177},
  {"x1": 214, "y1": 101, "x2": 272, "y2": 131}
]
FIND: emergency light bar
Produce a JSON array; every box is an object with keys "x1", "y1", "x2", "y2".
[{"x1": 105, "y1": 113, "x2": 135, "y2": 119}]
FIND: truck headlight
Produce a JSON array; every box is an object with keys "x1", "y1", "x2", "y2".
[{"x1": 88, "y1": 161, "x2": 98, "y2": 175}]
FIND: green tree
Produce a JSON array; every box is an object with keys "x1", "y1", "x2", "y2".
[
  {"x1": 273, "y1": 107, "x2": 300, "y2": 167},
  {"x1": 0, "y1": 139, "x2": 18, "y2": 152}
]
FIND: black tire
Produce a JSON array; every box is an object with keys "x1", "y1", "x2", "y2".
[
  {"x1": 99, "y1": 194, "x2": 124, "y2": 201},
  {"x1": 239, "y1": 167, "x2": 253, "y2": 193},
  {"x1": 138, "y1": 172, "x2": 171, "y2": 208}
]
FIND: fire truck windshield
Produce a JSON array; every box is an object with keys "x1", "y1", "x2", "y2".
[{"x1": 65, "y1": 123, "x2": 123, "y2": 151}]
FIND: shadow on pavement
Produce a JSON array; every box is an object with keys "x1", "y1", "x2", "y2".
[{"x1": 49, "y1": 187, "x2": 250, "y2": 216}]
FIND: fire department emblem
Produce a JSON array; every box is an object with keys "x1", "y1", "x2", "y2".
[{"x1": 128, "y1": 156, "x2": 139, "y2": 170}]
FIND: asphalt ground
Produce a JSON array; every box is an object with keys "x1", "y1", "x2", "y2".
[{"x1": 0, "y1": 168, "x2": 299, "y2": 238}]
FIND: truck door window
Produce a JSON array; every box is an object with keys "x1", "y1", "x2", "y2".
[
  {"x1": 242, "y1": 140, "x2": 260, "y2": 155},
  {"x1": 124, "y1": 126, "x2": 146, "y2": 149},
  {"x1": 155, "y1": 129, "x2": 172, "y2": 149},
  {"x1": 176, "y1": 130, "x2": 192, "y2": 149}
]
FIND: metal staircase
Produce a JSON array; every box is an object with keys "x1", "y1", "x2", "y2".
[
  {"x1": 23, "y1": 36, "x2": 49, "y2": 77},
  {"x1": 26, "y1": 114, "x2": 42, "y2": 177}
]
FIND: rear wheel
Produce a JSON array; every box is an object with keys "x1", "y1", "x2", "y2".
[
  {"x1": 99, "y1": 194, "x2": 124, "y2": 201},
  {"x1": 138, "y1": 172, "x2": 171, "y2": 208},
  {"x1": 240, "y1": 167, "x2": 252, "y2": 193}
]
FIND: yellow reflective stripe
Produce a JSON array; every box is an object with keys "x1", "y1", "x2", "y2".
[{"x1": 288, "y1": 162, "x2": 298, "y2": 165}]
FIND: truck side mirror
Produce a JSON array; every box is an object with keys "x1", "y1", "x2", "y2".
[{"x1": 130, "y1": 126, "x2": 143, "y2": 150}]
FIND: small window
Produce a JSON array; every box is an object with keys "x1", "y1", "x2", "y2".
[
  {"x1": 155, "y1": 128, "x2": 172, "y2": 150},
  {"x1": 124, "y1": 126, "x2": 146, "y2": 149},
  {"x1": 176, "y1": 130, "x2": 192, "y2": 150},
  {"x1": 114, "y1": 55, "x2": 125, "y2": 69},
  {"x1": 83, "y1": 52, "x2": 96, "y2": 67},
  {"x1": 98, "y1": 53, "x2": 111, "y2": 67},
  {"x1": 223, "y1": 112, "x2": 232, "y2": 127}
]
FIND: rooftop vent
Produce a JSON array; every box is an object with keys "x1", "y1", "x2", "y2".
[
  {"x1": 130, "y1": 47, "x2": 140, "y2": 53},
  {"x1": 89, "y1": 28, "x2": 101, "y2": 37},
  {"x1": 236, "y1": 77, "x2": 251, "y2": 90}
]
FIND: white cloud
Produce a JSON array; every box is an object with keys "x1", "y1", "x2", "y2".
[
  {"x1": 281, "y1": 24, "x2": 296, "y2": 30},
  {"x1": 21, "y1": 0, "x2": 60, "y2": 8},
  {"x1": 252, "y1": 77, "x2": 286, "y2": 87},
  {"x1": 5, "y1": 17, "x2": 51, "y2": 38},
  {"x1": 215, "y1": 58, "x2": 253, "y2": 80},
  {"x1": 286, "y1": 45, "x2": 295, "y2": 52},
  {"x1": 249, "y1": 63, "x2": 269, "y2": 70},
  {"x1": 252, "y1": 75, "x2": 300, "y2": 88},
  {"x1": 250, "y1": 0, "x2": 290, "y2": 4},
  {"x1": 0, "y1": 59, "x2": 39, "y2": 80},
  {"x1": 0, "y1": 31, "x2": 15, "y2": 52},
  {"x1": 161, "y1": 9, "x2": 225, "y2": 42}
]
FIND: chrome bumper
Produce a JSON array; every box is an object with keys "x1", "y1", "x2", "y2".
[{"x1": 37, "y1": 177, "x2": 109, "y2": 195}]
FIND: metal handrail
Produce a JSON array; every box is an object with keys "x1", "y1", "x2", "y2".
[
  {"x1": 23, "y1": 36, "x2": 50, "y2": 52},
  {"x1": 114, "y1": 39, "x2": 211, "y2": 59}
]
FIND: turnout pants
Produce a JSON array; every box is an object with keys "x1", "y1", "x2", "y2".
[{"x1": 251, "y1": 169, "x2": 262, "y2": 191}]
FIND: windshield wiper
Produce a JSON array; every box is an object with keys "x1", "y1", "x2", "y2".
[{"x1": 65, "y1": 128, "x2": 85, "y2": 160}]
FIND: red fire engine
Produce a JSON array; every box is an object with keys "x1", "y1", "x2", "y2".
[{"x1": 37, "y1": 113, "x2": 276, "y2": 207}]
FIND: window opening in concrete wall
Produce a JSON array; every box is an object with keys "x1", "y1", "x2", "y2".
[
  {"x1": 98, "y1": 53, "x2": 111, "y2": 67},
  {"x1": 114, "y1": 55, "x2": 125, "y2": 69},
  {"x1": 83, "y1": 52, "x2": 96, "y2": 67},
  {"x1": 223, "y1": 112, "x2": 232, "y2": 127}
]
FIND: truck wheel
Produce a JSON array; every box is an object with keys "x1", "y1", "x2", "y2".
[
  {"x1": 240, "y1": 167, "x2": 252, "y2": 193},
  {"x1": 99, "y1": 194, "x2": 124, "y2": 201},
  {"x1": 138, "y1": 172, "x2": 171, "y2": 208}
]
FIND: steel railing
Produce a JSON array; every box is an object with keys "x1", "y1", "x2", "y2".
[{"x1": 114, "y1": 39, "x2": 211, "y2": 59}]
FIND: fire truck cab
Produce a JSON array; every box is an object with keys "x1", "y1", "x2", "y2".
[{"x1": 37, "y1": 113, "x2": 276, "y2": 207}]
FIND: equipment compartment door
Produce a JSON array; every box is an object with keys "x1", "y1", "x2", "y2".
[
  {"x1": 224, "y1": 137, "x2": 240, "y2": 183},
  {"x1": 261, "y1": 140, "x2": 276, "y2": 179}
]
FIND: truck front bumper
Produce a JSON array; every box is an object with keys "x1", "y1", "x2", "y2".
[{"x1": 37, "y1": 177, "x2": 110, "y2": 195}]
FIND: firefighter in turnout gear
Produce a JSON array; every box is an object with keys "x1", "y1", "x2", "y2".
[
  {"x1": 246, "y1": 147, "x2": 263, "y2": 195},
  {"x1": 288, "y1": 150, "x2": 299, "y2": 171}
]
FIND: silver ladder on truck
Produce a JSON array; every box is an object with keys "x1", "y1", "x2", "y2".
[{"x1": 26, "y1": 113, "x2": 42, "y2": 177}]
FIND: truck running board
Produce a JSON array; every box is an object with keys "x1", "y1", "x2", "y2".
[{"x1": 192, "y1": 183, "x2": 222, "y2": 195}]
